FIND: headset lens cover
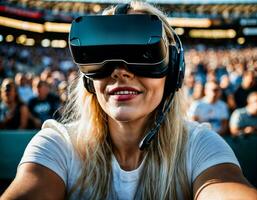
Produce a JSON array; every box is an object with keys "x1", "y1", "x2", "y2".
[{"x1": 69, "y1": 14, "x2": 169, "y2": 78}]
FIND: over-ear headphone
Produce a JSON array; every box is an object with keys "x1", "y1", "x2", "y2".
[
  {"x1": 83, "y1": 3, "x2": 185, "y2": 98},
  {"x1": 83, "y1": 75, "x2": 95, "y2": 93}
]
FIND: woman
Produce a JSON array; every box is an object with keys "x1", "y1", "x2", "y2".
[
  {"x1": 0, "y1": 78, "x2": 30, "y2": 129},
  {"x1": 1, "y1": 2, "x2": 256, "y2": 200}
]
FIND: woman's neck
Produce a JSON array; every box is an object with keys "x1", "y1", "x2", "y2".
[{"x1": 108, "y1": 118, "x2": 148, "y2": 170}]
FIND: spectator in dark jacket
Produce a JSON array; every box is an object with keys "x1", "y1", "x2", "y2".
[{"x1": 28, "y1": 79, "x2": 60, "y2": 128}]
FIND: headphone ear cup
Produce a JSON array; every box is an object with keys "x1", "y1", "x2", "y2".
[
  {"x1": 164, "y1": 45, "x2": 185, "y2": 97},
  {"x1": 114, "y1": 3, "x2": 130, "y2": 14},
  {"x1": 83, "y1": 76, "x2": 95, "y2": 93},
  {"x1": 176, "y1": 48, "x2": 185, "y2": 89}
]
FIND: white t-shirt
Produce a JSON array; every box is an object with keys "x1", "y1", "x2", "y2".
[
  {"x1": 19, "y1": 119, "x2": 239, "y2": 200},
  {"x1": 188, "y1": 98, "x2": 229, "y2": 133}
]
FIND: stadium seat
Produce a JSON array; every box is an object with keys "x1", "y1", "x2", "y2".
[
  {"x1": 223, "y1": 134, "x2": 257, "y2": 188},
  {"x1": 0, "y1": 130, "x2": 37, "y2": 180}
]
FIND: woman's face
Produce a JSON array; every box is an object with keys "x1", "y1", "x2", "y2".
[{"x1": 93, "y1": 64, "x2": 166, "y2": 123}]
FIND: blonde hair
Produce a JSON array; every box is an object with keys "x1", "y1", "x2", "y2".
[{"x1": 61, "y1": 1, "x2": 190, "y2": 199}]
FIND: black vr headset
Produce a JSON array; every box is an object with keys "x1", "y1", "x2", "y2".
[
  {"x1": 70, "y1": 14, "x2": 169, "y2": 79},
  {"x1": 69, "y1": 14, "x2": 185, "y2": 94},
  {"x1": 69, "y1": 4, "x2": 185, "y2": 150}
]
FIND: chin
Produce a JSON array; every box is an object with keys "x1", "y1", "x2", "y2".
[
  {"x1": 111, "y1": 113, "x2": 137, "y2": 122},
  {"x1": 109, "y1": 108, "x2": 144, "y2": 123}
]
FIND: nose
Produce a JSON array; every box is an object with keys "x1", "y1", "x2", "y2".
[{"x1": 111, "y1": 64, "x2": 134, "y2": 80}]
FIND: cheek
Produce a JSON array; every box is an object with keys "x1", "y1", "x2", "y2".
[
  {"x1": 93, "y1": 80, "x2": 106, "y2": 96},
  {"x1": 141, "y1": 77, "x2": 166, "y2": 104},
  {"x1": 143, "y1": 77, "x2": 165, "y2": 94},
  {"x1": 93, "y1": 80, "x2": 107, "y2": 106}
]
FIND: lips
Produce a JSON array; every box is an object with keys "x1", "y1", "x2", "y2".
[{"x1": 108, "y1": 87, "x2": 142, "y2": 101}]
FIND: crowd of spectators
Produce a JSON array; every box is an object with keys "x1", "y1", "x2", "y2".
[
  {"x1": 0, "y1": 44, "x2": 256, "y2": 136},
  {"x1": 185, "y1": 45, "x2": 257, "y2": 136}
]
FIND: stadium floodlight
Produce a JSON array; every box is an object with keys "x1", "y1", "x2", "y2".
[
  {"x1": 243, "y1": 27, "x2": 257, "y2": 36},
  {"x1": 189, "y1": 29, "x2": 236, "y2": 39},
  {"x1": 0, "y1": 16, "x2": 44, "y2": 33},
  {"x1": 167, "y1": 17, "x2": 212, "y2": 28},
  {"x1": 44, "y1": 22, "x2": 70, "y2": 33}
]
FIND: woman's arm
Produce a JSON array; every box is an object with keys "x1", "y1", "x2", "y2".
[
  {"x1": 1, "y1": 163, "x2": 66, "y2": 200},
  {"x1": 193, "y1": 163, "x2": 257, "y2": 200}
]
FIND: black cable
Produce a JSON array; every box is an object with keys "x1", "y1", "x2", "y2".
[{"x1": 139, "y1": 91, "x2": 175, "y2": 150}]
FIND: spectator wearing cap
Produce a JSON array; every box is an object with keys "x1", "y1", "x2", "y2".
[{"x1": 230, "y1": 91, "x2": 257, "y2": 136}]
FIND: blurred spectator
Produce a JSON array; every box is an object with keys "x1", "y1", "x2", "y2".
[
  {"x1": 188, "y1": 81, "x2": 229, "y2": 135},
  {"x1": 227, "y1": 62, "x2": 244, "y2": 92},
  {"x1": 229, "y1": 91, "x2": 257, "y2": 136},
  {"x1": 14, "y1": 73, "x2": 34, "y2": 104},
  {"x1": 206, "y1": 68, "x2": 217, "y2": 83},
  {"x1": 194, "y1": 63, "x2": 207, "y2": 84},
  {"x1": 192, "y1": 81, "x2": 205, "y2": 101},
  {"x1": 184, "y1": 70, "x2": 195, "y2": 106},
  {"x1": 219, "y1": 74, "x2": 236, "y2": 113},
  {"x1": 0, "y1": 43, "x2": 256, "y2": 134},
  {"x1": 0, "y1": 78, "x2": 30, "y2": 129},
  {"x1": 58, "y1": 81, "x2": 68, "y2": 105},
  {"x1": 28, "y1": 79, "x2": 61, "y2": 128},
  {"x1": 234, "y1": 70, "x2": 257, "y2": 108},
  {"x1": 0, "y1": 57, "x2": 8, "y2": 83}
]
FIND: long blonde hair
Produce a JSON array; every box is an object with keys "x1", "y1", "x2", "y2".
[{"x1": 61, "y1": 1, "x2": 191, "y2": 199}]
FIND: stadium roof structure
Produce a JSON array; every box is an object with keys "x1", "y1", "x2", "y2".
[
  {"x1": 2, "y1": 0, "x2": 257, "y2": 20},
  {"x1": 46, "y1": 0, "x2": 257, "y2": 4},
  {"x1": 0, "y1": 0, "x2": 257, "y2": 46}
]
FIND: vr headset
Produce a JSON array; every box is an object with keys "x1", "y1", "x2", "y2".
[{"x1": 69, "y1": 14, "x2": 169, "y2": 79}]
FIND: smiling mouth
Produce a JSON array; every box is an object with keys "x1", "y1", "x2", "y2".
[{"x1": 112, "y1": 90, "x2": 140, "y2": 95}]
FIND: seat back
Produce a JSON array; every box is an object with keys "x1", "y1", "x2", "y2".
[
  {"x1": 223, "y1": 134, "x2": 257, "y2": 187},
  {"x1": 0, "y1": 130, "x2": 37, "y2": 179}
]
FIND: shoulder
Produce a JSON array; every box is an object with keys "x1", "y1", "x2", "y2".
[
  {"x1": 41, "y1": 119, "x2": 71, "y2": 140},
  {"x1": 48, "y1": 93, "x2": 60, "y2": 101},
  {"x1": 28, "y1": 97, "x2": 38, "y2": 105},
  {"x1": 217, "y1": 99, "x2": 227, "y2": 106},
  {"x1": 235, "y1": 107, "x2": 247, "y2": 115},
  {"x1": 188, "y1": 100, "x2": 205, "y2": 114},
  {"x1": 185, "y1": 120, "x2": 240, "y2": 181},
  {"x1": 22, "y1": 119, "x2": 73, "y2": 157},
  {"x1": 186, "y1": 120, "x2": 232, "y2": 150},
  {"x1": 230, "y1": 108, "x2": 247, "y2": 119},
  {"x1": 186, "y1": 120, "x2": 212, "y2": 141},
  {"x1": 19, "y1": 119, "x2": 78, "y2": 185}
]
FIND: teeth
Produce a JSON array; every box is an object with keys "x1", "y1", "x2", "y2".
[{"x1": 113, "y1": 90, "x2": 138, "y2": 95}]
